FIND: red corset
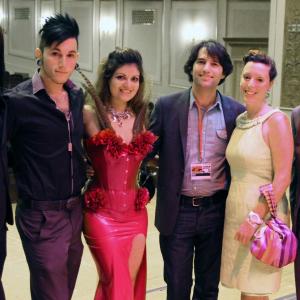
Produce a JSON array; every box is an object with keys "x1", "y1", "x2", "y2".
[{"x1": 84, "y1": 129, "x2": 156, "y2": 212}]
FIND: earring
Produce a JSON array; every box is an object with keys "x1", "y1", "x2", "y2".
[
  {"x1": 36, "y1": 59, "x2": 42, "y2": 67},
  {"x1": 75, "y1": 63, "x2": 80, "y2": 70},
  {"x1": 266, "y1": 90, "x2": 270, "y2": 98}
]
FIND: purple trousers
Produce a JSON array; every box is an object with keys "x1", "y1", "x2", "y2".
[{"x1": 16, "y1": 202, "x2": 83, "y2": 300}]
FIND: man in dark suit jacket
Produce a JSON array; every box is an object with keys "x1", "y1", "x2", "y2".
[
  {"x1": 147, "y1": 40, "x2": 245, "y2": 300},
  {"x1": 0, "y1": 26, "x2": 13, "y2": 300},
  {"x1": 290, "y1": 105, "x2": 300, "y2": 299}
]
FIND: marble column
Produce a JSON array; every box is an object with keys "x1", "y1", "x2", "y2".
[{"x1": 281, "y1": 0, "x2": 300, "y2": 108}]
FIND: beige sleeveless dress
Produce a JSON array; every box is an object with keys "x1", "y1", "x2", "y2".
[{"x1": 220, "y1": 109, "x2": 290, "y2": 294}]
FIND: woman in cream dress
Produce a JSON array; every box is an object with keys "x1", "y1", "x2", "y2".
[{"x1": 221, "y1": 51, "x2": 293, "y2": 300}]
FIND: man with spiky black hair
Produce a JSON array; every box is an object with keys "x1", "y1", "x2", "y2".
[
  {"x1": 0, "y1": 25, "x2": 13, "y2": 300},
  {"x1": 4, "y1": 14, "x2": 85, "y2": 300}
]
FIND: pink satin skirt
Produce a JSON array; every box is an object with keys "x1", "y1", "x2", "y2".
[{"x1": 83, "y1": 208, "x2": 148, "y2": 300}]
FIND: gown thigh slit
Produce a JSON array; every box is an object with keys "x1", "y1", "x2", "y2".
[
  {"x1": 128, "y1": 234, "x2": 146, "y2": 282},
  {"x1": 83, "y1": 129, "x2": 156, "y2": 300}
]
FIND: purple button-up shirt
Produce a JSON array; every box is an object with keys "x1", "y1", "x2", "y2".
[{"x1": 5, "y1": 71, "x2": 86, "y2": 202}]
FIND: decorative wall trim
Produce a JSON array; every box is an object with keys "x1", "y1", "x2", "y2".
[{"x1": 223, "y1": 37, "x2": 268, "y2": 45}]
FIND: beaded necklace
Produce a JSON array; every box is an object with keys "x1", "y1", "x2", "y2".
[{"x1": 107, "y1": 107, "x2": 132, "y2": 127}]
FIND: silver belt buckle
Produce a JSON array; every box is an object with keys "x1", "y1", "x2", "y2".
[{"x1": 192, "y1": 197, "x2": 200, "y2": 207}]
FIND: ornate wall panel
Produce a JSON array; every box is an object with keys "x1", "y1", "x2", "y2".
[
  {"x1": 226, "y1": 0, "x2": 270, "y2": 38},
  {"x1": 61, "y1": 0, "x2": 94, "y2": 72},
  {"x1": 123, "y1": 0, "x2": 163, "y2": 84},
  {"x1": 99, "y1": 1, "x2": 117, "y2": 61},
  {"x1": 169, "y1": 0, "x2": 217, "y2": 87},
  {"x1": 281, "y1": 0, "x2": 300, "y2": 108},
  {"x1": 8, "y1": 0, "x2": 35, "y2": 59},
  {"x1": 40, "y1": 0, "x2": 56, "y2": 29}
]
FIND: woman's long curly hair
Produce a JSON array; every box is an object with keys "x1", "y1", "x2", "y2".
[{"x1": 84, "y1": 48, "x2": 148, "y2": 134}]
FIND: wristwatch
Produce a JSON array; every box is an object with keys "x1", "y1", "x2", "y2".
[{"x1": 247, "y1": 211, "x2": 263, "y2": 228}]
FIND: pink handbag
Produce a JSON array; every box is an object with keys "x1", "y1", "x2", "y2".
[{"x1": 250, "y1": 184, "x2": 297, "y2": 268}]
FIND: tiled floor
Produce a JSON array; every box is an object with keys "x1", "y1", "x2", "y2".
[{"x1": 3, "y1": 201, "x2": 297, "y2": 300}]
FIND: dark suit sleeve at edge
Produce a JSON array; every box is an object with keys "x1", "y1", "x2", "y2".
[
  {"x1": 144, "y1": 97, "x2": 163, "y2": 162},
  {"x1": 4, "y1": 93, "x2": 18, "y2": 140}
]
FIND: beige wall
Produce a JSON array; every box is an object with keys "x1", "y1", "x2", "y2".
[{"x1": 0, "y1": 0, "x2": 281, "y2": 104}]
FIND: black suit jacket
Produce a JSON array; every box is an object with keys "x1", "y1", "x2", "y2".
[
  {"x1": 148, "y1": 88, "x2": 245, "y2": 235},
  {"x1": 0, "y1": 96, "x2": 13, "y2": 228}
]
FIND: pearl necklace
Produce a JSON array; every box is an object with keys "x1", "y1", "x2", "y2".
[{"x1": 107, "y1": 107, "x2": 132, "y2": 127}]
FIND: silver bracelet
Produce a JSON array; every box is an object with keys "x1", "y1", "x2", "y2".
[{"x1": 246, "y1": 211, "x2": 263, "y2": 228}]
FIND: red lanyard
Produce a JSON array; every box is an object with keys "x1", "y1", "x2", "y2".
[{"x1": 195, "y1": 102, "x2": 204, "y2": 161}]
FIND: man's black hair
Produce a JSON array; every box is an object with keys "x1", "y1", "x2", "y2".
[
  {"x1": 184, "y1": 39, "x2": 233, "y2": 85},
  {"x1": 39, "y1": 13, "x2": 79, "y2": 51}
]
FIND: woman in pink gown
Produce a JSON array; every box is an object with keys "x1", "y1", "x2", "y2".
[{"x1": 82, "y1": 48, "x2": 156, "y2": 300}]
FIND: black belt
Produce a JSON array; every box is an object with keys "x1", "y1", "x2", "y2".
[
  {"x1": 17, "y1": 196, "x2": 81, "y2": 211},
  {"x1": 180, "y1": 190, "x2": 227, "y2": 207}
]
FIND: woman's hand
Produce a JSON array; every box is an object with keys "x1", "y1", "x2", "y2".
[
  {"x1": 234, "y1": 219, "x2": 257, "y2": 245},
  {"x1": 86, "y1": 164, "x2": 95, "y2": 179}
]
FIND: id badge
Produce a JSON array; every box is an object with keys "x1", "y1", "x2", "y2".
[{"x1": 191, "y1": 163, "x2": 211, "y2": 180}]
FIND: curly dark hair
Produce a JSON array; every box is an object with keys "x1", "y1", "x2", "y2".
[
  {"x1": 184, "y1": 39, "x2": 233, "y2": 85},
  {"x1": 85, "y1": 48, "x2": 147, "y2": 133},
  {"x1": 94, "y1": 48, "x2": 145, "y2": 115},
  {"x1": 243, "y1": 50, "x2": 277, "y2": 81}
]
